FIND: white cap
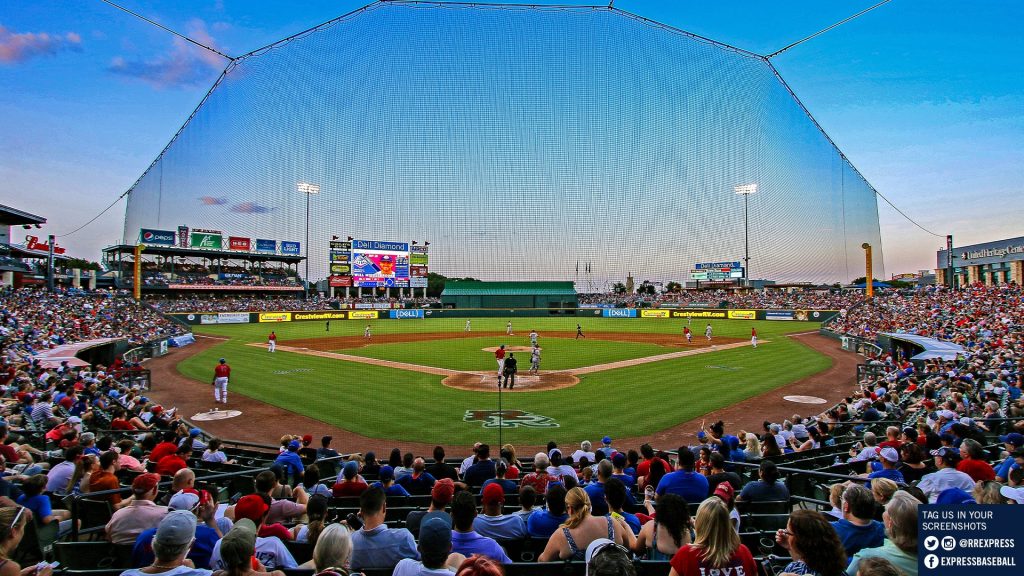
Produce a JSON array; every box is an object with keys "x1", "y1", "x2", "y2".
[{"x1": 999, "y1": 486, "x2": 1024, "y2": 504}]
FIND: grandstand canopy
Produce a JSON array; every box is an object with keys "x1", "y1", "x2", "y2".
[
  {"x1": 881, "y1": 332, "x2": 966, "y2": 361},
  {"x1": 442, "y1": 280, "x2": 577, "y2": 309},
  {"x1": 0, "y1": 204, "x2": 46, "y2": 227},
  {"x1": 102, "y1": 244, "x2": 304, "y2": 263}
]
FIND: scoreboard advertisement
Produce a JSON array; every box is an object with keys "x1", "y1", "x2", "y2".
[{"x1": 329, "y1": 238, "x2": 428, "y2": 289}]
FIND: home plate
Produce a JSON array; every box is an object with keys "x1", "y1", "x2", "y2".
[
  {"x1": 783, "y1": 395, "x2": 827, "y2": 404},
  {"x1": 192, "y1": 409, "x2": 243, "y2": 421}
]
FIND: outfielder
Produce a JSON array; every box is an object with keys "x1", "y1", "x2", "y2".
[
  {"x1": 267, "y1": 331, "x2": 277, "y2": 352},
  {"x1": 705, "y1": 323, "x2": 713, "y2": 341},
  {"x1": 212, "y1": 358, "x2": 230, "y2": 405},
  {"x1": 576, "y1": 323, "x2": 585, "y2": 339}
]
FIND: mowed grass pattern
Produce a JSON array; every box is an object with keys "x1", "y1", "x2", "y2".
[{"x1": 179, "y1": 317, "x2": 829, "y2": 444}]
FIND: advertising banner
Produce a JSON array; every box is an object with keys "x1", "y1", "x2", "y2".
[
  {"x1": 328, "y1": 275, "x2": 352, "y2": 287},
  {"x1": 765, "y1": 310, "x2": 795, "y2": 321},
  {"x1": 353, "y1": 239, "x2": 409, "y2": 252},
  {"x1": 410, "y1": 245, "x2": 429, "y2": 253},
  {"x1": 168, "y1": 284, "x2": 301, "y2": 291},
  {"x1": 410, "y1": 266, "x2": 428, "y2": 277},
  {"x1": 255, "y1": 239, "x2": 277, "y2": 252},
  {"x1": 293, "y1": 311, "x2": 347, "y2": 321},
  {"x1": 330, "y1": 264, "x2": 351, "y2": 275},
  {"x1": 390, "y1": 309, "x2": 425, "y2": 319},
  {"x1": 140, "y1": 228, "x2": 176, "y2": 245},
  {"x1": 329, "y1": 241, "x2": 352, "y2": 250},
  {"x1": 190, "y1": 232, "x2": 222, "y2": 250},
  {"x1": 330, "y1": 253, "x2": 350, "y2": 262},
  {"x1": 200, "y1": 314, "x2": 219, "y2": 325},
  {"x1": 177, "y1": 226, "x2": 189, "y2": 248},
  {"x1": 696, "y1": 261, "x2": 742, "y2": 270},
  {"x1": 217, "y1": 312, "x2": 250, "y2": 324},
  {"x1": 602, "y1": 308, "x2": 637, "y2": 318},
  {"x1": 258, "y1": 312, "x2": 292, "y2": 323},
  {"x1": 228, "y1": 237, "x2": 251, "y2": 251},
  {"x1": 641, "y1": 310, "x2": 671, "y2": 318},
  {"x1": 281, "y1": 241, "x2": 301, "y2": 255},
  {"x1": 348, "y1": 310, "x2": 379, "y2": 320},
  {"x1": 727, "y1": 310, "x2": 756, "y2": 320},
  {"x1": 671, "y1": 310, "x2": 728, "y2": 319},
  {"x1": 410, "y1": 253, "x2": 429, "y2": 265},
  {"x1": 409, "y1": 277, "x2": 428, "y2": 288}
]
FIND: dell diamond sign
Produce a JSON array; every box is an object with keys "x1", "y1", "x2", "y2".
[{"x1": 140, "y1": 228, "x2": 176, "y2": 246}]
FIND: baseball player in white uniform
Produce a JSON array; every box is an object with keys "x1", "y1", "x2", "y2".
[
  {"x1": 506, "y1": 321, "x2": 513, "y2": 335},
  {"x1": 705, "y1": 323, "x2": 713, "y2": 341},
  {"x1": 465, "y1": 319, "x2": 471, "y2": 332}
]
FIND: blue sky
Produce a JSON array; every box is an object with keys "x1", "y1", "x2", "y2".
[{"x1": 1, "y1": 0, "x2": 1021, "y2": 279}]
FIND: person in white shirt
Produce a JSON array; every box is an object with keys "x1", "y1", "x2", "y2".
[
  {"x1": 917, "y1": 447, "x2": 975, "y2": 503},
  {"x1": 571, "y1": 441, "x2": 596, "y2": 465},
  {"x1": 460, "y1": 443, "x2": 482, "y2": 477},
  {"x1": 546, "y1": 449, "x2": 577, "y2": 481}
]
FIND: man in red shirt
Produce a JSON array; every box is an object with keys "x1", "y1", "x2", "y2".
[
  {"x1": 494, "y1": 345, "x2": 506, "y2": 380},
  {"x1": 751, "y1": 327, "x2": 758, "y2": 348},
  {"x1": 150, "y1": 432, "x2": 180, "y2": 464},
  {"x1": 267, "y1": 331, "x2": 277, "y2": 353},
  {"x1": 957, "y1": 439, "x2": 995, "y2": 482},
  {"x1": 156, "y1": 444, "x2": 192, "y2": 477},
  {"x1": 213, "y1": 358, "x2": 230, "y2": 405}
]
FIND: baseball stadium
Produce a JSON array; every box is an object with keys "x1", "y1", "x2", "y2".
[{"x1": 1, "y1": 2, "x2": 1021, "y2": 576}]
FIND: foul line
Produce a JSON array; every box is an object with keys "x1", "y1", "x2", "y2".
[{"x1": 248, "y1": 339, "x2": 765, "y2": 377}]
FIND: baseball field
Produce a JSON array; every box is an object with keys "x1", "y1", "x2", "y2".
[{"x1": 175, "y1": 316, "x2": 832, "y2": 446}]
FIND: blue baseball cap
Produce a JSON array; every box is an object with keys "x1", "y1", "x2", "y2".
[
  {"x1": 287, "y1": 440, "x2": 300, "y2": 450},
  {"x1": 602, "y1": 436, "x2": 612, "y2": 445},
  {"x1": 999, "y1": 433, "x2": 1024, "y2": 447},
  {"x1": 379, "y1": 465, "x2": 394, "y2": 481}
]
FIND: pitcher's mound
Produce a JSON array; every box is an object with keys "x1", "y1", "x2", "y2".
[
  {"x1": 192, "y1": 409, "x2": 243, "y2": 421},
  {"x1": 443, "y1": 371, "x2": 577, "y2": 392},
  {"x1": 481, "y1": 346, "x2": 537, "y2": 353}
]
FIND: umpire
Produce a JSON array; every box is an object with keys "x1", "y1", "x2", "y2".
[{"x1": 502, "y1": 353, "x2": 518, "y2": 389}]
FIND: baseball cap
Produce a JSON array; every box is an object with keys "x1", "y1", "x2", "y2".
[
  {"x1": 219, "y1": 358, "x2": 226, "y2": 363},
  {"x1": 999, "y1": 433, "x2": 1024, "y2": 447},
  {"x1": 189, "y1": 428, "x2": 201, "y2": 437},
  {"x1": 999, "y1": 485, "x2": 1024, "y2": 504},
  {"x1": 959, "y1": 417, "x2": 975, "y2": 427},
  {"x1": 713, "y1": 482, "x2": 735, "y2": 504},
  {"x1": 939, "y1": 410, "x2": 957, "y2": 420},
  {"x1": 482, "y1": 483, "x2": 505, "y2": 505},
  {"x1": 168, "y1": 490, "x2": 200, "y2": 511},
  {"x1": 936, "y1": 488, "x2": 976, "y2": 505},
  {"x1": 548, "y1": 448, "x2": 561, "y2": 459},
  {"x1": 234, "y1": 494, "x2": 270, "y2": 523},
  {"x1": 602, "y1": 436, "x2": 612, "y2": 445},
  {"x1": 612, "y1": 452, "x2": 627, "y2": 467},
  {"x1": 67, "y1": 416, "x2": 82, "y2": 424},
  {"x1": 584, "y1": 538, "x2": 630, "y2": 576},
  {"x1": 342, "y1": 460, "x2": 359, "y2": 480},
  {"x1": 431, "y1": 478, "x2": 455, "y2": 505},
  {"x1": 302, "y1": 434, "x2": 313, "y2": 444},
  {"x1": 418, "y1": 517, "x2": 451, "y2": 551},
  {"x1": 930, "y1": 447, "x2": 958, "y2": 462},
  {"x1": 878, "y1": 447, "x2": 900, "y2": 463},
  {"x1": 154, "y1": 510, "x2": 197, "y2": 547},
  {"x1": 287, "y1": 440, "x2": 300, "y2": 451},
  {"x1": 379, "y1": 465, "x2": 394, "y2": 482},
  {"x1": 132, "y1": 473, "x2": 160, "y2": 495},
  {"x1": 219, "y1": 518, "x2": 257, "y2": 567}
]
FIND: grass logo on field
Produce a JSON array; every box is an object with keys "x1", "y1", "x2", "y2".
[{"x1": 464, "y1": 410, "x2": 559, "y2": 429}]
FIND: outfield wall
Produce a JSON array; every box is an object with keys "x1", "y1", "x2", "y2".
[{"x1": 167, "y1": 308, "x2": 838, "y2": 325}]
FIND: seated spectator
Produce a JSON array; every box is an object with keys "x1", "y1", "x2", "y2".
[
  {"x1": 315, "y1": 436, "x2": 340, "y2": 476},
  {"x1": 667, "y1": 498, "x2": 757, "y2": 576},
  {"x1": 656, "y1": 449, "x2": 708, "y2": 505},
  {"x1": 253, "y1": 470, "x2": 307, "y2": 527},
  {"x1": 539, "y1": 487, "x2": 632, "y2": 562},
  {"x1": 273, "y1": 440, "x2": 305, "y2": 479},
  {"x1": 372, "y1": 466, "x2": 410, "y2": 497},
  {"x1": 17, "y1": 474, "x2": 73, "y2": 536},
  {"x1": 426, "y1": 446, "x2": 459, "y2": 482},
  {"x1": 397, "y1": 457, "x2": 436, "y2": 496},
  {"x1": 705, "y1": 453, "x2": 741, "y2": 496},
  {"x1": 465, "y1": 444, "x2": 498, "y2": 487},
  {"x1": 515, "y1": 485, "x2": 536, "y2": 520},
  {"x1": 121, "y1": 511, "x2": 209, "y2": 576},
  {"x1": 604, "y1": 478, "x2": 640, "y2": 535},
  {"x1": 450, "y1": 490, "x2": 511, "y2": 563},
  {"x1": 774, "y1": 509, "x2": 847, "y2": 576},
  {"x1": 454, "y1": 555, "x2": 504, "y2": 576},
  {"x1": 202, "y1": 438, "x2": 235, "y2": 465},
  {"x1": 994, "y1": 433, "x2": 1023, "y2": 482},
  {"x1": 866, "y1": 447, "x2": 904, "y2": 487},
  {"x1": 393, "y1": 517, "x2": 466, "y2": 575},
  {"x1": 213, "y1": 518, "x2": 286, "y2": 576},
  {"x1": 407, "y1": 478, "x2": 455, "y2": 537},
  {"x1": 609, "y1": 452, "x2": 636, "y2": 494},
  {"x1": 825, "y1": 484, "x2": 846, "y2": 520},
  {"x1": 480, "y1": 461, "x2": 516, "y2": 496},
  {"x1": 897, "y1": 443, "x2": 932, "y2": 484},
  {"x1": 633, "y1": 492, "x2": 690, "y2": 560},
  {"x1": 830, "y1": 484, "x2": 885, "y2": 560},
  {"x1": 736, "y1": 460, "x2": 789, "y2": 503},
  {"x1": 349, "y1": 486, "x2": 419, "y2": 570},
  {"x1": 106, "y1": 473, "x2": 165, "y2": 544},
  {"x1": 847, "y1": 491, "x2": 920, "y2": 576},
  {"x1": 45, "y1": 445, "x2": 82, "y2": 494},
  {"x1": 571, "y1": 441, "x2": 596, "y2": 464},
  {"x1": 299, "y1": 523, "x2": 352, "y2": 572},
  {"x1": 293, "y1": 494, "x2": 328, "y2": 544},
  {"x1": 332, "y1": 461, "x2": 369, "y2": 497},
  {"x1": 155, "y1": 444, "x2": 192, "y2": 477},
  {"x1": 473, "y1": 483, "x2": 526, "y2": 540},
  {"x1": 298, "y1": 467, "x2": 332, "y2": 499},
  {"x1": 132, "y1": 489, "x2": 222, "y2": 570},
  {"x1": 527, "y1": 484, "x2": 568, "y2": 538},
  {"x1": 956, "y1": 439, "x2": 995, "y2": 482},
  {"x1": 212, "y1": 494, "x2": 296, "y2": 570},
  {"x1": 585, "y1": 538, "x2": 636, "y2": 576},
  {"x1": 519, "y1": 453, "x2": 552, "y2": 495},
  {"x1": 971, "y1": 480, "x2": 1004, "y2": 505},
  {"x1": 710, "y1": 482, "x2": 739, "y2": 532},
  {"x1": 395, "y1": 452, "x2": 415, "y2": 482},
  {"x1": 545, "y1": 449, "x2": 576, "y2": 483},
  {"x1": 918, "y1": 447, "x2": 975, "y2": 503}
]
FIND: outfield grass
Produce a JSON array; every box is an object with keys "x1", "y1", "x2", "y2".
[{"x1": 179, "y1": 317, "x2": 829, "y2": 445}]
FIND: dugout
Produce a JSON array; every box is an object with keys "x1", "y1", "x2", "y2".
[{"x1": 441, "y1": 281, "x2": 577, "y2": 309}]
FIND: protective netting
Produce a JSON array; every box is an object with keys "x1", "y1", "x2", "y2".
[{"x1": 123, "y1": 1, "x2": 883, "y2": 285}]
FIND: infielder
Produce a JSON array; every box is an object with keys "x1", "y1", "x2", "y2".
[
  {"x1": 506, "y1": 321, "x2": 513, "y2": 335},
  {"x1": 576, "y1": 323, "x2": 585, "y2": 339},
  {"x1": 212, "y1": 358, "x2": 230, "y2": 405},
  {"x1": 267, "y1": 331, "x2": 277, "y2": 352},
  {"x1": 683, "y1": 326, "x2": 692, "y2": 343},
  {"x1": 465, "y1": 319, "x2": 471, "y2": 332},
  {"x1": 529, "y1": 329, "x2": 538, "y2": 347},
  {"x1": 495, "y1": 345, "x2": 506, "y2": 379},
  {"x1": 705, "y1": 323, "x2": 713, "y2": 341},
  {"x1": 751, "y1": 327, "x2": 758, "y2": 348},
  {"x1": 364, "y1": 324, "x2": 372, "y2": 339},
  {"x1": 530, "y1": 345, "x2": 541, "y2": 375}
]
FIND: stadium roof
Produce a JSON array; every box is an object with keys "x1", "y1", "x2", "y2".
[
  {"x1": 881, "y1": 332, "x2": 966, "y2": 361},
  {"x1": 442, "y1": 281, "x2": 576, "y2": 296},
  {"x1": 0, "y1": 205, "x2": 46, "y2": 226},
  {"x1": 102, "y1": 244, "x2": 304, "y2": 263}
]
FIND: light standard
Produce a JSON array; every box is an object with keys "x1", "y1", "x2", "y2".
[
  {"x1": 734, "y1": 183, "x2": 758, "y2": 287},
  {"x1": 297, "y1": 182, "x2": 320, "y2": 297}
]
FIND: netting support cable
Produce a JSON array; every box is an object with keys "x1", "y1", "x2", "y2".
[
  {"x1": 97, "y1": 0, "x2": 236, "y2": 62},
  {"x1": 766, "y1": 0, "x2": 893, "y2": 59},
  {"x1": 55, "y1": 194, "x2": 127, "y2": 238}
]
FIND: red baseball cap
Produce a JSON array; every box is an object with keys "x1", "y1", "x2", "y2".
[
  {"x1": 482, "y1": 483, "x2": 505, "y2": 505},
  {"x1": 132, "y1": 473, "x2": 160, "y2": 494},
  {"x1": 234, "y1": 494, "x2": 270, "y2": 523}
]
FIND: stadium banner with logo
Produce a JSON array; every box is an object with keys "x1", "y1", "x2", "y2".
[
  {"x1": 328, "y1": 275, "x2": 352, "y2": 287},
  {"x1": 255, "y1": 239, "x2": 277, "y2": 252},
  {"x1": 330, "y1": 252, "x2": 350, "y2": 262},
  {"x1": 167, "y1": 284, "x2": 301, "y2": 291},
  {"x1": 641, "y1": 309, "x2": 671, "y2": 318},
  {"x1": 330, "y1": 264, "x2": 351, "y2": 275},
  {"x1": 671, "y1": 309, "x2": 728, "y2": 319},
  {"x1": 601, "y1": 308, "x2": 637, "y2": 318},
  {"x1": 765, "y1": 310, "x2": 795, "y2": 321},
  {"x1": 217, "y1": 312, "x2": 250, "y2": 324},
  {"x1": 200, "y1": 314, "x2": 219, "y2": 325},
  {"x1": 348, "y1": 310, "x2": 379, "y2": 320},
  {"x1": 293, "y1": 311, "x2": 348, "y2": 321},
  {"x1": 281, "y1": 241, "x2": 301, "y2": 255},
  {"x1": 190, "y1": 231, "x2": 222, "y2": 250},
  {"x1": 727, "y1": 310, "x2": 756, "y2": 320},
  {"x1": 228, "y1": 236, "x2": 251, "y2": 251},
  {"x1": 410, "y1": 253, "x2": 429, "y2": 265},
  {"x1": 410, "y1": 266, "x2": 428, "y2": 277},
  {"x1": 409, "y1": 277, "x2": 428, "y2": 288},
  {"x1": 258, "y1": 312, "x2": 292, "y2": 323},
  {"x1": 390, "y1": 309, "x2": 425, "y2": 319},
  {"x1": 177, "y1": 226, "x2": 189, "y2": 248},
  {"x1": 695, "y1": 261, "x2": 742, "y2": 270},
  {"x1": 140, "y1": 228, "x2": 176, "y2": 245},
  {"x1": 410, "y1": 245, "x2": 429, "y2": 253},
  {"x1": 329, "y1": 241, "x2": 352, "y2": 250}
]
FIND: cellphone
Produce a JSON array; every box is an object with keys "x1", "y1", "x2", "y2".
[{"x1": 346, "y1": 512, "x2": 363, "y2": 530}]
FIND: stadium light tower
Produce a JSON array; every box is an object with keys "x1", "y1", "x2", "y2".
[
  {"x1": 297, "y1": 182, "x2": 320, "y2": 296},
  {"x1": 734, "y1": 183, "x2": 758, "y2": 287}
]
